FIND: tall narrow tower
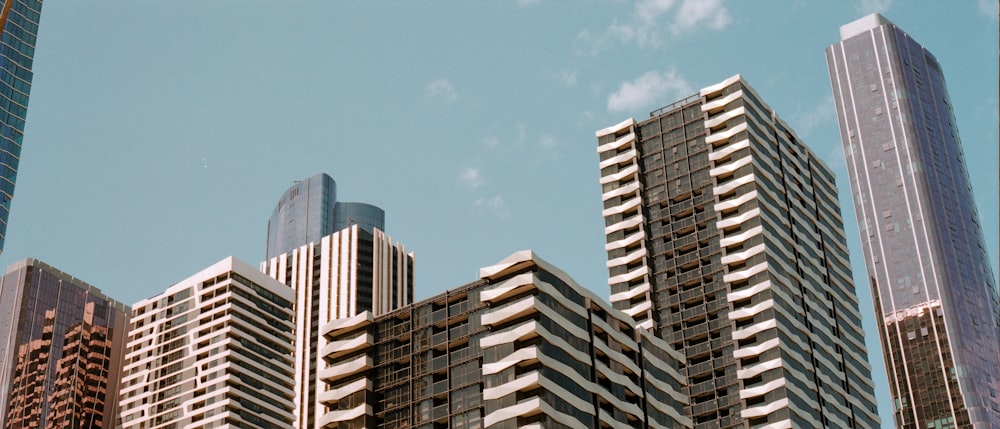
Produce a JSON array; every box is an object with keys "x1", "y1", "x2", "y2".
[
  {"x1": 827, "y1": 13, "x2": 1000, "y2": 428},
  {"x1": 0, "y1": 0, "x2": 47, "y2": 253},
  {"x1": 262, "y1": 175, "x2": 412, "y2": 429},
  {"x1": 596, "y1": 75, "x2": 880, "y2": 428}
]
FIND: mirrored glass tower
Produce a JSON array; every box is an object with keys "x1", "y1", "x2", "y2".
[
  {"x1": 0, "y1": 0, "x2": 45, "y2": 253},
  {"x1": 265, "y1": 173, "x2": 386, "y2": 260},
  {"x1": 827, "y1": 13, "x2": 1000, "y2": 428},
  {"x1": 0, "y1": 258, "x2": 130, "y2": 428}
]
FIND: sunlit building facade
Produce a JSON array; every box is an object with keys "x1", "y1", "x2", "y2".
[
  {"x1": 596, "y1": 75, "x2": 880, "y2": 428},
  {"x1": 321, "y1": 250, "x2": 691, "y2": 429},
  {"x1": 0, "y1": 258, "x2": 130, "y2": 428},
  {"x1": 262, "y1": 224, "x2": 413, "y2": 429},
  {"x1": 827, "y1": 13, "x2": 1000, "y2": 428},
  {"x1": 118, "y1": 257, "x2": 295, "y2": 429}
]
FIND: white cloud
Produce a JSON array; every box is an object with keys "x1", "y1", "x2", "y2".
[
  {"x1": 459, "y1": 167, "x2": 482, "y2": 190},
  {"x1": 793, "y1": 95, "x2": 837, "y2": 138},
  {"x1": 539, "y1": 135, "x2": 558, "y2": 149},
  {"x1": 424, "y1": 79, "x2": 457, "y2": 102},
  {"x1": 857, "y1": 0, "x2": 891, "y2": 14},
  {"x1": 483, "y1": 136, "x2": 500, "y2": 149},
  {"x1": 474, "y1": 195, "x2": 509, "y2": 219},
  {"x1": 672, "y1": 0, "x2": 731, "y2": 35},
  {"x1": 978, "y1": 0, "x2": 999, "y2": 19},
  {"x1": 560, "y1": 70, "x2": 578, "y2": 87},
  {"x1": 607, "y1": 69, "x2": 693, "y2": 113},
  {"x1": 577, "y1": 0, "x2": 731, "y2": 52}
]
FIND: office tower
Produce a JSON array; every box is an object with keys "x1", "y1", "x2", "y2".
[
  {"x1": 0, "y1": 0, "x2": 45, "y2": 253},
  {"x1": 596, "y1": 74, "x2": 880, "y2": 428},
  {"x1": 826, "y1": 13, "x2": 1000, "y2": 428},
  {"x1": 266, "y1": 173, "x2": 386, "y2": 260},
  {"x1": 262, "y1": 224, "x2": 413, "y2": 429},
  {"x1": 0, "y1": 258, "x2": 130, "y2": 428},
  {"x1": 118, "y1": 257, "x2": 295, "y2": 429},
  {"x1": 321, "y1": 250, "x2": 691, "y2": 429}
]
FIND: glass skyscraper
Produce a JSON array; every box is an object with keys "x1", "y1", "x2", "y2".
[
  {"x1": 827, "y1": 14, "x2": 1000, "y2": 428},
  {"x1": 0, "y1": 0, "x2": 44, "y2": 253},
  {"x1": 266, "y1": 173, "x2": 386, "y2": 260},
  {"x1": 0, "y1": 258, "x2": 130, "y2": 428}
]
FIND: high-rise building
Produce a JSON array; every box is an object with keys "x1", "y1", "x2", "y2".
[
  {"x1": 321, "y1": 250, "x2": 691, "y2": 429},
  {"x1": 118, "y1": 257, "x2": 296, "y2": 429},
  {"x1": 0, "y1": 258, "x2": 130, "y2": 428},
  {"x1": 262, "y1": 224, "x2": 413, "y2": 429},
  {"x1": 596, "y1": 74, "x2": 880, "y2": 428},
  {"x1": 0, "y1": 0, "x2": 46, "y2": 253},
  {"x1": 266, "y1": 173, "x2": 386, "y2": 260},
  {"x1": 826, "y1": 13, "x2": 1000, "y2": 428}
]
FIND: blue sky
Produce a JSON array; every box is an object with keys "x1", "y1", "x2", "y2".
[{"x1": 2, "y1": 1, "x2": 996, "y2": 426}]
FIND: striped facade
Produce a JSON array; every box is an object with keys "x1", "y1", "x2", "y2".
[
  {"x1": 118, "y1": 257, "x2": 295, "y2": 429},
  {"x1": 261, "y1": 224, "x2": 413, "y2": 429},
  {"x1": 320, "y1": 250, "x2": 690, "y2": 429},
  {"x1": 478, "y1": 250, "x2": 690, "y2": 429},
  {"x1": 597, "y1": 75, "x2": 879, "y2": 428},
  {"x1": 827, "y1": 14, "x2": 1000, "y2": 428}
]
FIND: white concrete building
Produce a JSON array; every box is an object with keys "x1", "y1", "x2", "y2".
[
  {"x1": 261, "y1": 224, "x2": 413, "y2": 429},
  {"x1": 119, "y1": 257, "x2": 295, "y2": 429}
]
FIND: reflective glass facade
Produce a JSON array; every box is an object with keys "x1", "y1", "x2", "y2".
[
  {"x1": 0, "y1": 0, "x2": 44, "y2": 253},
  {"x1": 0, "y1": 258, "x2": 130, "y2": 428},
  {"x1": 334, "y1": 201, "x2": 385, "y2": 233},
  {"x1": 267, "y1": 173, "x2": 337, "y2": 260},
  {"x1": 266, "y1": 173, "x2": 386, "y2": 260},
  {"x1": 827, "y1": 14, "x2": 1000, "y2": 428}
]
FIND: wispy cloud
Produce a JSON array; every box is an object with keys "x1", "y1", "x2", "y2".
[
  {"x1": 459, "y1": 167, "x2": 483, "y2": 190},
  {"x1": 516, "y1": 0, "x2": 540, "y2": 7},
  {"x1": 560, "y1": 70, "x2": 578, "y2": 87},
  {"x1": 671, "y1": 0, "x2": 731, "y2": 35},
  {"x1": 856, "y1": 0, "x2": 891, "y2": 14},
  {"x1": 424, "y1": 79, "x2": 458, "y2": 102},
  {"x1": 539, "y1": 135, "x2": 558, "y2": 149},
  {"x1": 474, "y1": 195, "x2": 509, "y2": 219},
  {"x1": 577, "y1": 0, "x2": 731, "y2": 53},
  {"x1": 793, "y1": 95, "x2": 837, "y2": 138},
  {"x1": 607, "y1": 68, "x2": 693, "y2": 113},
  {"x1": 978, "y1": 0, "x2": 999, "y2": 19},
  {"x1": 483, "y1": 136, "x2": 500, "y2": 149}
]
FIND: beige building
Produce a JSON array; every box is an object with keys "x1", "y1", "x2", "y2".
[{"x1": 118, "y1": 257, "x2": 295, "y2": 429}]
